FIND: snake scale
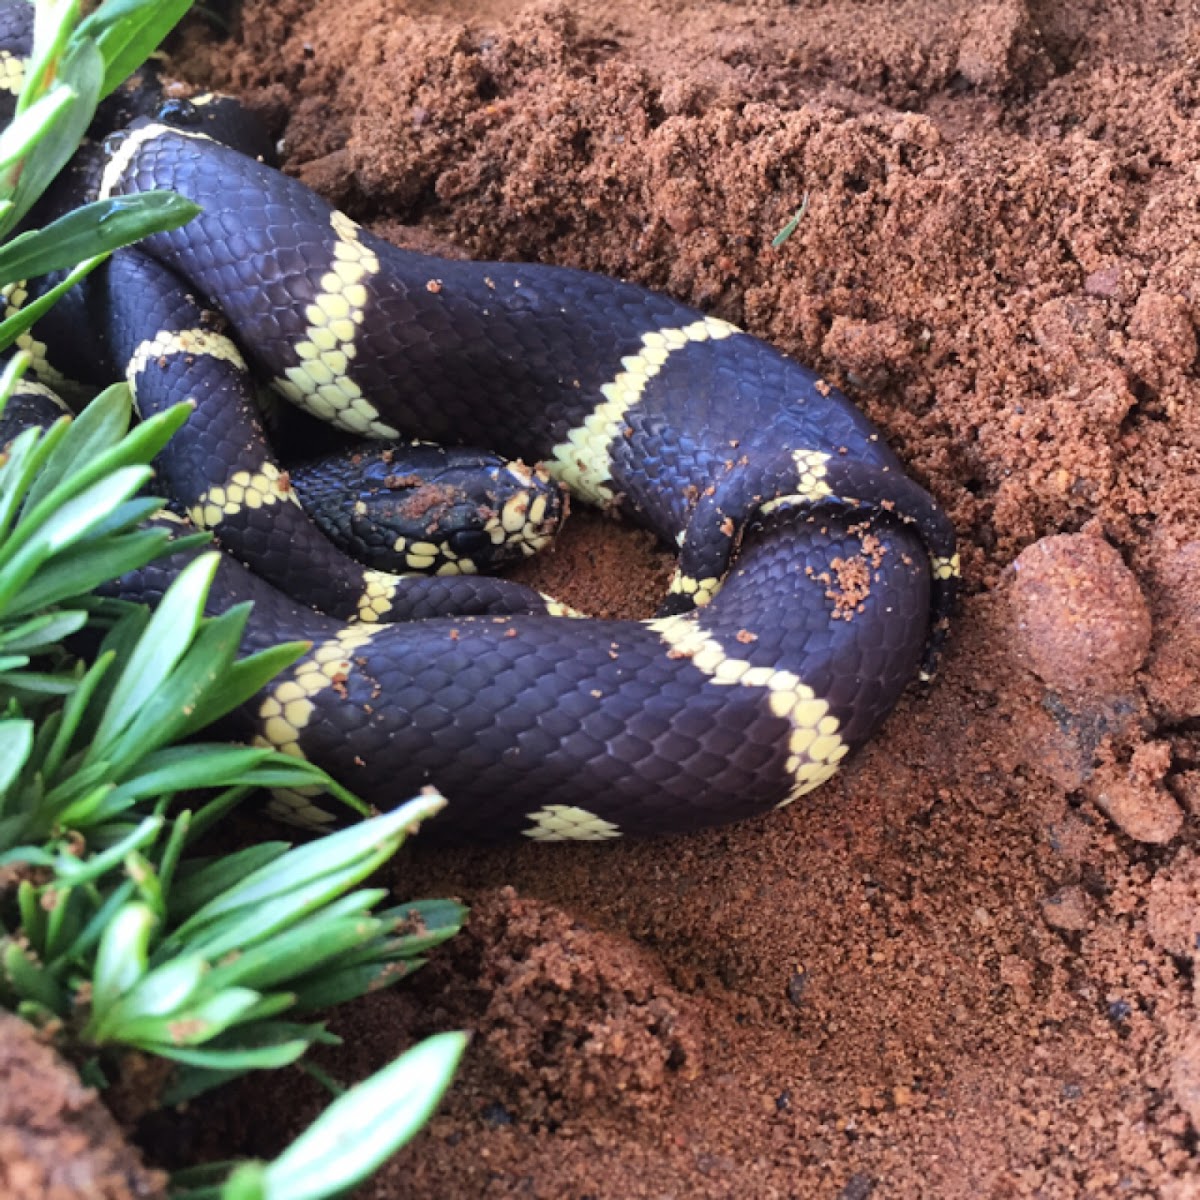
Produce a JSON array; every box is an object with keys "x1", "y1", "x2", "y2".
[{"x1": 0, "y1": 1, "x2": 958, "y2": 841}]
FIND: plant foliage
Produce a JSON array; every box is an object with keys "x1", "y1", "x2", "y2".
[{"x1": 0, "y1": 2, "x2": 469, "y2": 1195}]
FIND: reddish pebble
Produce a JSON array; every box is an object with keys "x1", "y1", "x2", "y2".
[
  {"x1": 1088, "y1": 745, "x2": 1183, "y2": 845},
  {"x1": 1041, "y1": 885, "x2": 1094, "y2": 932},
  {"x1": 1010, "y1": 534, "x2": 1151, "y2": 699}
]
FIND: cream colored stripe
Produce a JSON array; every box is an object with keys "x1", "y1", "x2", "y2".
[
  {"x1": 549, "y1": 316, "x2": 739, "y2": 505},
  {"x1": 98, "y1": 122, "x2": 217, "y2": 201},
  {"x1": 270, "y1": 211, "x2": 399, "y2": 439},
  {"x1": 355, "y1": 570, "x2": 403, "y2": 623},
  {"x1": 127, "y1": 328, "x2": 247, "y2": 383},
  {"x1": 648, "y1": 613, "x2": 848, "y2": 806},
  {"x1": 0, "y1": 51, "x2": 25, "y2": 96},
  {"x1": 254, "y1": 626, "x2": 381, "y2": 759},
  {"x1": 2, "y1": 280, "x2": 74, "y2": 393},
  {"x1": 523, "y1": 804, "x2": 621, "y2": 841},
  {"x1": 932, "y1": 553, "x2": 961, "y2": 580},
  {"x1": 11, "y1": 378, "x2": 69, "y2": 410},
  {"x1": 186, "y1": 461, "x2": 302, "y2": 529}
]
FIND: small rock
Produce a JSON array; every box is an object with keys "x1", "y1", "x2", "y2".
[
  {"x1": 786, "y1": 969, "x2": 810, "y2": 1008},
  {"x1": 1010, "y1": 534, "x2": 1151, "y2": 700},
  {"x1": 1171, "y1": 1028, "x2": 1200, "y2": 1128},
  {"x1": 0, "y1": 1012, "x2": 167, "y2": 1199},
  {"x1": 1088, "y1": 744, "x2": 1183, "y2": 845},
  {"x1": 956, "y1": 0, "x2": 1048, "y2": 92},
  {"x1": 1172, "y1": 769, "x2": 1200, "y2": 817},
  {"x1": 1142, "y1": 540, "x2": 1200, "y2": 724},
  {"x1": 1084, "y1": 265, "x2": 1122, "y2": 298},
  {"x1": 1041, "y1": 885, "x2": 1094, "y2": 932},
  {"x1": 1129, "y1": 290, "x2": 1197, "y2": 369},
  {"x1": 839, "y1": 1173, "x2": 875, "y2": 1200},
  {"x1": 1147, "y1": 851, "x2": 1200, "y2": 960}
]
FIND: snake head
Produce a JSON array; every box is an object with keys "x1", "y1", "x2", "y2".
[{"x1": 288, "y1": 440, "x2": 567, "y2": 576}]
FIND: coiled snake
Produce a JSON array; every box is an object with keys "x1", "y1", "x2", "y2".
[{"x1": 0, "y1": 2, "x2": 958, "y2": 841}]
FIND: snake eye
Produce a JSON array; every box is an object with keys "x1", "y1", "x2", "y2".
[
  {"x1": 157, "y1": 98, "x2": 198, "y2": 126},
  {"x1": 449, "y1": 529, "x2": 490, "y2": 558}
]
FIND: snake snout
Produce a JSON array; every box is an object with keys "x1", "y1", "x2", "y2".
[{"x1": 447, "y1": 526, "x2": 493, "y2": 558}]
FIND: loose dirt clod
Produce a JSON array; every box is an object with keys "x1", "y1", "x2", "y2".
[{"x1": 0, "y1": 1013, "x2": 165, "y2": 1200}]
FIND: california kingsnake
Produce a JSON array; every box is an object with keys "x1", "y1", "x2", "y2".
[{"x1": 0, "y1": 1, "x2": 959, "y2": 841}]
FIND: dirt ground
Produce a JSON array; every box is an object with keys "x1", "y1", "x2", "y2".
[
  {"x1": 10, "y1": 0, "x2": 1200, "y2": 1196},
  {"x1": 180, "y1": 0, "x2": 1200, "y2": 1196}
]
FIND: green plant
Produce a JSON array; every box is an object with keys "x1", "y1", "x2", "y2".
[
  {"x1": 0, "y1": 2, "x2": 471, "y2": 1195},
  {"x1": 0, "y1": 384, "x2": 468, "y2": 1197},
  {"x1": 0, "y1": 0, "x2": 201, "y2": 352},
  {"x1": 0, "y1": 381, "x2": 472, "y2": 1200}
]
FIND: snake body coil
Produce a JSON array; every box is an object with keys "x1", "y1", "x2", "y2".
[{"x1": 0, "y1": 7, "x2": 959, "y2": 841}]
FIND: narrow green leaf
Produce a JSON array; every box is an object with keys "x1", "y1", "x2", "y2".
[
  {"x1": 21, "y1": 0, "x2": 82, "y2": 117},
  {"x1": 127, "y1": 848, "x2": 164, "y2": 915},
  {"x1": 44, "y1": 754, "x2": 116, "y2": 809},
  {"x1": 259, "y1": 1033, "x2": 468, "y2": 1199},
  {"x1": 53, "y1": 814, "x2": 161, "y2": 885},
  {"x1": 21, "y1": 462, "x2": 150, "y2": 555},
  {"x1": 52, "y1": 780, "x2": 118, "y2": 827},
  {"x1": 22, "y1": 382, "x2": 131, "y2": 514},
  {"x1": 0, "y1": 347, "x2": 33, "y2": 406},
  {"x1": 383, "y1": 898, "x2": 469, "y2": 956},
  {"x1": 0, "y1": 83, "x2": 76, "y2": 175},
  {"x1": 98, "y1": 953, "x2": 206, "y2": 1027},
  {"x1": 3, "y1": 37, "x2": 102, "y2": 235},
  {"x1": 0, "y1": 192, "x2": 200, "y2": 285},
  {"x1": 41, "y1": 651, "x2": 110, "y2": 782},
  {"x1": 289, "y1": 961, "x2": 420, "y2": 1016},
  {"x1": 5, "y1": 526, "x2": 179, "y2": 617},
  {"x1": 174, "y1": 798, "x2": 443, "y2": 938},
  {"x1": 82, "y1": 605, "x2": 150, "y2": 738},
  {"x1": 0, "y1": 670, "x2": 78, "y2": 697},
  {"x1": 167, "y1": 843, "x2": 291, "y2": 922},
  {"x1": 161, "y1": 800, "x2": 443, "y2": 960},
  {"x1": 176, "y1": 867, "x2": 386, "y2": 966},
  {"x1": 52, "y1": 875, "x2": 136, "y2": 971},
  {"x1": 203, "y1": 915, "x2": 385, "y2": 996},
  {"x1": 90, "y1": 901, "x2": 155, "y2": 1022},
  {"x1": 0, "y1": 464, "x2": 151, "y2": 613},
  {"x1": 108, "y1": 987, "x2": 294, "y2": 1049},
  {"x1": 42, "y1": 883, "x2": 85, "y2": 963},
  {"x1": 139, "y1": 1035, "x2": 311, "y2": 1071},
  {"x1": 88, "y1": 553, "x2": 219, "y2": 758},
  {"x1": 103, "y1": 602, "x2": 252, "y2": 770},
  {"x1": 17, "y1": 879, "x2": 44, "y2": 952},
  {"x1": 154, "y1": 806, "x2": 190, "y2": 898},
  {"x1": 0, "y1": 608, "x2": 87, "y2": 653},
  {"x1": 0, "y1": 841, "x2": 55, "y2": 868},
  {"x1": 0, "y1": 717, "x2": 32, "y2": 793},
  {"x1": 158, "y1": 1160, "x2": 239, "y2": 1200},
  {"x1": 177, "y1": 640, "x2": 310, "y2": 739},
  {"x1": 113, "y1": 744, "x2": 275, "y2": 801},
  {"x1": 0, "y1": 253, "x2": 106, "y2": 351},
  {"x1": 0, "y1": 419, "x2": 70, "y2": 545},
  {"x1": 2, "y1": 939, "x2": 67, "y2": 1013},
  {"x1": 771, "y1": 193, "x2": 811, "y2": 249},
  {"x1": 160, "y1": 1024, "x2": 336, "y2": 1106},
  {"x1": 75, "y1": 0, "x2": 196, "y2": 100},
  {"x1": 77, "y1": 494, "x2": 164, "y2": 540},
  {"x1": 183, "y1": 781, "x2": 253, "y2": 842}
]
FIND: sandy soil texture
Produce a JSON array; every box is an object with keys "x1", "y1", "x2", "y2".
[
  {"x1": 172, "y1": 1, "x2": 1200, "y2": 1196},
  {"x1": 10, "y1": 0, "x2": 1200, "y2": 1197}
]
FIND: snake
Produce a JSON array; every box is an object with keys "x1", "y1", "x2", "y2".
[{"x1": 0, "y1": 1, "x2": 959, "y2": 841}]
